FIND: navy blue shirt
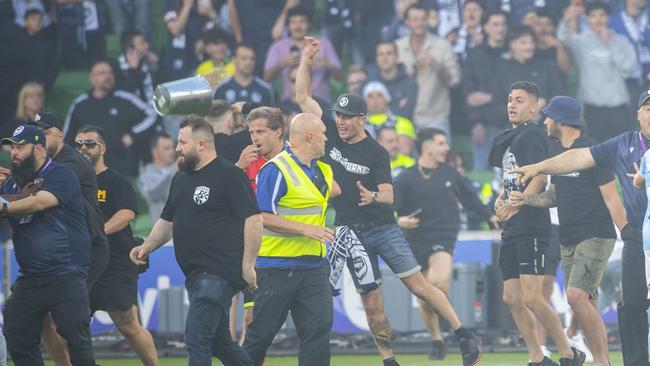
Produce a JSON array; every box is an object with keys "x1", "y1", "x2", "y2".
[
  {"x1": 256, "y1": 147, "x2": 323, "y2": 269},
  {"x1": 1, "y1": 160, "x2": 90, "y2": 277},
  {"x1": 590, "y1": 130, "x2": 649, "y2": 230},
  {"x1": 214, "y1": 77, "x2": 275, "y2": 106}
]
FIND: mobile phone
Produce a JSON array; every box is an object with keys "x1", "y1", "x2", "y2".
[{"x1": 408, "y1": 208, "x2": 422, "y2": 217}]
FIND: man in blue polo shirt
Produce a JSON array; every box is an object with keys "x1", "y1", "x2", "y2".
[
  {"x1": 515, "y1": 91, "x2": 650, "y2": 366},
  {"x1": 0, "y1": 125, "x2": 95, "y2": 365}
]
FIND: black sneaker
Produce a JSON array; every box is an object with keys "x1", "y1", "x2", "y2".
[
  {"x1": 457, "y1": 332, "x2": 481, "y2": 366},
  {"x1": 428, "y1": 340, "x2": 447, "y2": 360},
  {"x1": 528, "y1": 356, "x2": 559, "y2": 366},
  {"x1": 383, "y1": 357, "x2": 400, "y2": 366},
  {"x1": 559, "y1": 347, "x2": 586, "y2": 366}
]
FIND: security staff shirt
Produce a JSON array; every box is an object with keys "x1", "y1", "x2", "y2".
[
  {"x1": 161, "y1": 157, "x2": 259, "y2": 290},
  {"x1": 1, "y1": 160, "x2": 90, "y2": 277},
  {"x1": 590, "y1": 130, "x2": 649, "y2": 230}
]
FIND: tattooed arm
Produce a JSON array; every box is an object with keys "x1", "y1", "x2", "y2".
[{"x1": 509, "y1": 184, "x2": 557, "y2": 208}]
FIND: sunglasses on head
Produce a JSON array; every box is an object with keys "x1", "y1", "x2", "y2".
[{"x1": 75, "y1": 139, "x2": 100, "y2": 149}]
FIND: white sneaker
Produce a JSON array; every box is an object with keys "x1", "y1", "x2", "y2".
[
  {"x1": 541, "y1": 345, "x2": 552, "y2": 358},
  {"x1": 568, "y1": 331, "x2": 594, "y2": 363}
]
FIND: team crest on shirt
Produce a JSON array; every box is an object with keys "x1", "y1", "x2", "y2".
[{"x1": 193, "y1": 186, "x2": 210, "y2": 205}]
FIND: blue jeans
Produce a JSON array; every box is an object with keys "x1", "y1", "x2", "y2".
[
  {"x1": 185, "y1": 273, "x2": 252, "y2": 366},
  {"x1": 356, "y1": 224, "x2": 421, "y2": 278}
]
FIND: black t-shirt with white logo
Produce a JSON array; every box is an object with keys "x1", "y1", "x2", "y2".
[
  {"x1": 97, "y1": 168, "x2": 138, "y2": 262},
  {"x1": 490, "y1": 122, "x2": 550, "y2": 242},
  {"x1": 322, "y1": 114, "x2": 394, "y2": 226},
  {"x1": 549, "y1": 135, "x2": 616, "y2": 246},
  {"x1": 161, "y1": 157, "x2": 259, "y2": 290}
]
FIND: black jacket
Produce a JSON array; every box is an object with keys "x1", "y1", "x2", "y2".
[{"x1": 53, "y1": 145, "x2": 108, "y2": 249}]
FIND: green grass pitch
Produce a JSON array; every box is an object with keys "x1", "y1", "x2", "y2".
[{"x1": 13, "y1": 352, "x2": 624, "y2": 366}]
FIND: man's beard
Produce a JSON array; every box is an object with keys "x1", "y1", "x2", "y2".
[
  {"x1": 11, "y1": 149, "x2": 37, "y2": 188},
  {"x1": 177, "y1": 151, "x2": 199, "y2": 171}
]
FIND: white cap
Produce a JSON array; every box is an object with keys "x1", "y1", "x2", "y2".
[{"x1": 362, "y1": 81, "x2": 391, "y2": 102}]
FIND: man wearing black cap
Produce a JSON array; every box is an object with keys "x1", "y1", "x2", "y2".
[
  {"x1": 0, "y1": 125, "x2": 95, "y2": 365},
  {"x1": 29, "y1": 111, "x2": 110, "y2": 366},
  {"x1": 510, "y1": 96, "x2": 625, "y2": 366},
  {"x1": 296, "y1": 36, "x2": 481, "y2": 366},
  {"x1": 515, "y1": 91, "x2": 650, "y2": 366}
]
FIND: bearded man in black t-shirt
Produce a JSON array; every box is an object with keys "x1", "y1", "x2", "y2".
[
  {"x1": 489, "y1": 82, "x2": 585, "y2": 366},
  {"x1": 131, "y1": 115, "x2": 263, "y2": 366},
  {"x1": 75, "y1": 125, "x2": 159, "y2": 366},
  {"x1": 296, "y1": 37, "x2": 481, "y2": 366}
]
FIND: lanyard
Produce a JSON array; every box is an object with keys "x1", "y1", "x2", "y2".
[{"x1": 640, "y1": 131, "x2": 649, "y2": 153}]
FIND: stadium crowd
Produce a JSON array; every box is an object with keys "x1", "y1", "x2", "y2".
[{"x1": 0, "y1": 0, "x2": 649, "y2": 366}]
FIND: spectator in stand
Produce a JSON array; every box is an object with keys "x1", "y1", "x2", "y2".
[
  {"x1": 12, "y1": 0, "x2": 53, "y2": 28},
  {"x1": 321, "y1": 0, "x2": 357, "y2": 62},
  {"x1": 533, "y1": 8, "x2": 572, "y2": 74},
  {"x1": 264, "y1": 4, "x2": 342, "y2": 102},
  {"x1": 376, "y1": 126, "x2": 415, "y2": 179},
  {"x1": 463, "y1": 10, "x2": 509, "y2": 171},
  {"x1": 346, "y1": 65, "x2": 367, "y2": 95},
  {"x1": 196, "y1": 27, "x2": 235, "y2": 77},
  {"x1": 486, "y1": 26, "x2": 565, "y2": 130},
  {"x1": 21, "y1": 9, "x2": 59, "y2": 91},
  {"x1": 382, "y1": 0, "x2": 418, "y2": 42},
  {"x1": 450, "y1": 0, "x2": 485, "y2": 62},
  {"x1": 351, "y1": 0, "x2": 396, "y2": 65},
  {"x1": 215, "y1": 44, "x2": 275, "y2": 106},
  {"x1": 609, "y1": 0, "x2": 650, "y2": 103},
  {"x1": 113, "y1": 30, "x2": 158, "y2": 104},
  {"x1": 229, "y1": 0, "x2": 300, "y2": 76},
  {"x1": 63, "y1": 60, "x2": 158, "y2": 177},
  {"x1": 13, "y1": 82, "x2": 44, "y2": 128},
  {"x1": 484, "y1": 0, "x2": 569, "y2": 26},
  {"x1": 56, "y1": 0, "x2": 107, "y2": 70},
  {"x1": 396, "y1": 3, "x2": 461, "y2": 136},
  {"x1": 364, "y1": 81, "x2": 416, "y2": 155},
  {"x1": 160, "y1": 0, "x2": 207, "y2": 82},
  {"x1": 367, "y1": 41, "x2": 418, "y2": 120},
  {"x1": 138, "y1": 132, "x2": 177, "y2": 223},
  {"x1": 105, "y1": 0, "x2": 152, "y2": 39},
  {"x1": 280, "y1": 65, "x2": 333, "y2": 117},
  {"x1": 559, "y1": 1, "x2": 639, "y2": 141}
]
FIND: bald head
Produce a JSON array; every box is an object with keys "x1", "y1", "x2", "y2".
[{"x1": 288, "y1": 113, "x2": 327, "y2": 158}]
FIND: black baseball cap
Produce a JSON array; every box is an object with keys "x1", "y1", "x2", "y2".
[
  {"x1": 1, "y1": 125, "x2": 46, "y2": 146},
  {"x1": 639, "y1": 89, "x2": 650, "y2": 108},
  {"x1": 29, "y1": 111, "x2": 64, "y2": 131},
  {"x1": 329, "y1": 93, "x2": 367, "y2": 116}
]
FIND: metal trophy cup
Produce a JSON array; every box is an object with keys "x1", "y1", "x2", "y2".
[{"x1": 153, "y1": 69, "x2": 225, "y2": 116}]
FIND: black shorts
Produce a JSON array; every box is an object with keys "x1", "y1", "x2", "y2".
[
  {"x1": 409, "y1": 240, "x2": 456, "y2": 271},
  {"x1": 87, "y1": 243, "x2": 109, "y2": 290},
  {"x1": 89, "y1": 259, "x2": 138, "y2": 313},
  {"x1": 498, "y1": 236, "x2": 549, "y2": 281},
  {"x1": 545, "y1": 225, "x2": 561, "y2": 276}
]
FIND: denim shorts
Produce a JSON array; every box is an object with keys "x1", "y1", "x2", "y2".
[{"x1": 356, "y1": 224, "x2": 422, "y2": 280}]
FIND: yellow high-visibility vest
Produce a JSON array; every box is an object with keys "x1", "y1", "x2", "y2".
[{"x1": 259, "y1": 150, "x2": 333, "y2": 261}]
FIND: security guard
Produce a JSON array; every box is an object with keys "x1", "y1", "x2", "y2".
[{"x1": 243, "y1": 113, "x2": 340, "y2": 366}]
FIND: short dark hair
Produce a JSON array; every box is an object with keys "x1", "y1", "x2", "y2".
[
  {"x1": 90, "y1": 59, "x2": 113, "y2": 73},
  {"x1": 180, "y1": 115, "x2": 215, "y2": 144},
  {"x1": 586, "y1": 1, "x2": 610, "y2": 16},
  {"x1": 415, "y1": 128, "x2": 447, "y2": 155},
  {"x1": 76, "y1": 125, "x2": 107, "y2": 145},
  {"x1": 405, "y1": 3, "x2": 429, "y2": 20},
  {"x1": 202, "y1": 27, "x2": 231, "y2": 47},
  {"x1": 286, "y1": 4, "x2": 312, "y2": 24},
  {"x1": 509, "y1": 81, "x2": 541, "y2": 100},
  {"x1": 481, "y1": 9, "x2": 508, "y2": 26},
  {"x1": 248, "y1": 106, "x2": 284, "y2": 134},
  {"x1": 234, "y1": 43, "x2": 255, "y2": 56},
  {"x1": 150, "y1": 131, "x2": 172, "y2": 150},
  {"x1": 376, "y1": 126, "x2": 397, "y2": 141},
  {"x1": 24, "y1": 8, "x2": 43, "y2": 19},
  {"x1": 208, "y1": 100, "x2": 231, "y2": 119},
  {"x1": 535, "y1": 7, "x2": 557, "y2": 26},
  {"x1": 464, "y1": 0, "x2": 485, "y2": 10},
  {"x1": 120, "y1": 30, "x2": 145, "y2": 53},
  {"x1": 376, "y1": 41, "x2": 398, "y2": 54},
  {"x1": 507, "y1": 25, "x2": 536, "y2": 45}
]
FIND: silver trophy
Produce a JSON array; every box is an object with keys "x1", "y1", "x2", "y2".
[{"x1": 153, "y1": 69, "x2": 225, "y2": 116}]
